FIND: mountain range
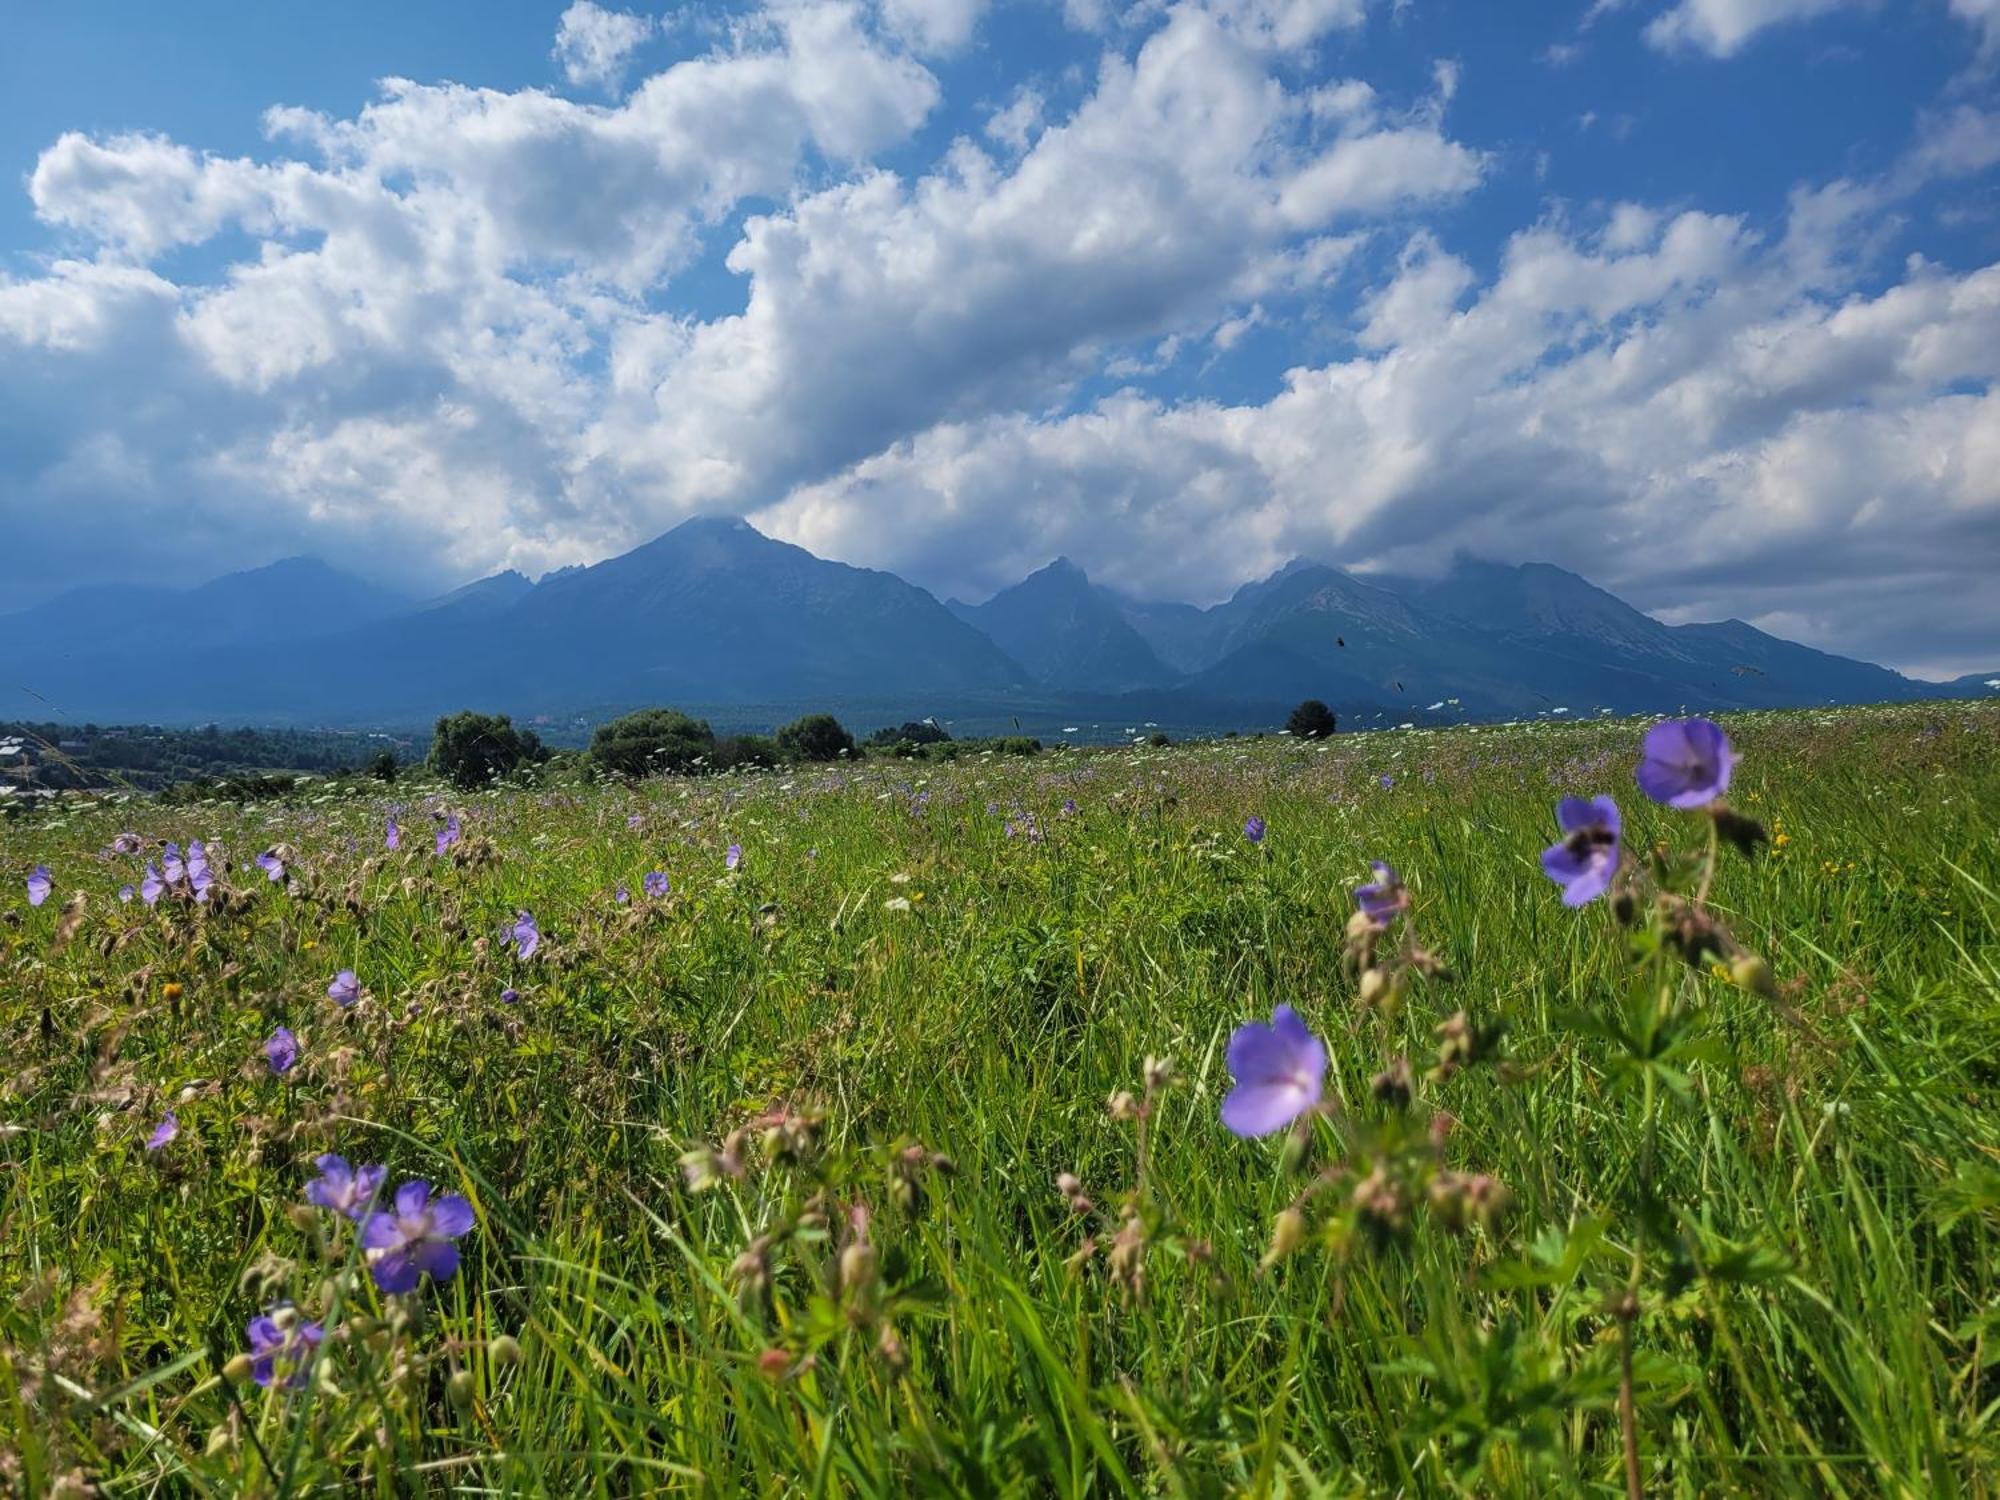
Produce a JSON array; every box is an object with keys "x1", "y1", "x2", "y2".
[{"x1": 5, "y1": 517, "x2": 1990, "y2": 733}]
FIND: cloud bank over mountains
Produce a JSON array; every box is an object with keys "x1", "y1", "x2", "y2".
[{"x1": 1, "y1": 0, "x2": 1996, "y2": 677}]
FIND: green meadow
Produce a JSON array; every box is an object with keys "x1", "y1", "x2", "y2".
[{"x1": 4, "y1": 702, "x2": 1998, "y2": 1496}]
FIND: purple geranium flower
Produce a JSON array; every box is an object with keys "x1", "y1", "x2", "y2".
[
  {"x1": 436, "y1": 815, "x2": 462, "y2": 856},
  {"x1": 305, "y1": 1154, "x2": 386, "y2": 1220},
  {"x1": 190, "y1": 862, "x2": 214, "y2": 903},
  {"x1": 256, "y1": 850, "x2": 285, "y2": 883},
  {"x1": 614, "y1": 884, "x2": 630, "y2": 905},
  {"x1": 245, "y1": 1311, "x2": 323, "y2": 1390},
  {"x1": 1222, "y1": 1005, "x2": 1327, "y2": 1138},
  {"x1": 146, "y1": 1112, "x2": 178, "y2": 1152},
  {"x1": 1243, "y1": 816, "x2": 1266, "y2": 845},
  {"x1": 111, "y1": 833, "x2": 141, "y2": 855},
  {"x1": 1379, "y1": 774, "x2": 1394, "y2": 790},
  {"x1": 363, "y1": 1180, "x2": 475, "y2": 1293},
  {"x1": 27, "y1": 865, "x2": 52, "y2": 907},
  {"x1": 627, "y1": 812, "x2": 644, "y2": 830},
  {"x1": 385, "y1": 816, "x2": 401, "y2": 851},
  {"x1": 725, "y1": 843, "x2": 743, "y2": 871},
  {"x1": 1353, "y1": 862, "x2": 1409, "y2": 926},
  {"x1": 162, "y1": 843, "x2": 185, "y2": 885},
  {"x1": 266, "y1": 1026, "x2": 299, "y2": 1075},
  {"x1": 1541, "y1": 795, "x2": 1623, "y2": 907},
  {"x1": 140, "y1": 863, "x2": 165, "y2": 906},
  {"x1": 499, "y1": 987, "x2": 520, "y2": 1004},
  {"x1": 510, "y1": 910, "x2": 540, "y2": 960},
  {"x1": 327, "y1": 969, "x2": 360, "y2": 1008},
  {"x1": 642, "y1": 870, "x2": 669, "y2": 898},
  {"x1": 118, "y1": 883, "x2": 135, "y2": 903},
  {"x1": 1636, "y1": 718, "x2": 1735, "y2": 809}
]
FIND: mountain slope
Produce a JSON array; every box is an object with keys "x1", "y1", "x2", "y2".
[
  {"x1": 949, "y1": 559, "x2": 1174, "y2": 692},
  {"x1": 3, "y1": 558, "x2": 414, "y2": 659}
]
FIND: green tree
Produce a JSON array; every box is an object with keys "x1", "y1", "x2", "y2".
[
  {"x1": 776, "y1": 713, "x2": 855, "y2": 762},
  {"x1": 589, "y1": 708, "x2": 716, "y2": 778},
  {"x1": 1286, "y1": 699, "x2": 1338, "y2": 739},
  {"x1": 429, "y1": 711, "x2": 544, "y2": 789}
]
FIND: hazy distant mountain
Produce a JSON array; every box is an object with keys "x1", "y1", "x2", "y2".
[
  {"x1": 949, "y1": 559, "x2": 1174, "y2": 692},
  {"x1": 3, "y1": 557, "x2": 413, "y2": 659},
  {"x1": 420, "y1": 569, "x2": 536, "y2": 618},
  {"x1": 5, "y1": 522, "x2": 1968, "y2": 728},
  {"x1": 7, "y1": 517, "x2": 1029, "y2": 722},
  {"x1": 1934, "y1": 669, "x2": 2000, "y2": 699}
]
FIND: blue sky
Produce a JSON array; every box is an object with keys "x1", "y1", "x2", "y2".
[{"x1": 2, "y1": 0, "x2": 1996, "y2": 675}]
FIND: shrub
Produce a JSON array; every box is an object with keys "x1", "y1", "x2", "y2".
[
  {"x1": 366, "y1": 748, "x2": 399, "y2": 782},
  {"x1": 777, "y1": 713, "x2": 855, "y2": 762},
  {"x1": 590, "y1": 708, "x2": 715, "y2": 778},
  {"x1": 865, "y1": 719, "x2": 952, "y2": 749},
  {"x1": 429, "y1": 711, "x2": 545, "y2": 789},
  {"x1": 1286, "y1": 699, "x2": 1338, "y2": 739},
  {"x1": 713, "y1": 733, "x2": 780, "y2": 770}
]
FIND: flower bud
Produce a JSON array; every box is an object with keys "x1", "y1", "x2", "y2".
[
  {"x1": 1260, "y1": 1207, "x2": 1307, "y2": 1271},
  {"x1": 1142, "y1": 1055, "x2": 1174, "y2": 1093},
  {"x1": 488, "y1": 1334, "x2": 523, "y2": 1367},
  {"x1": 1278, "y1": 1126, "x2": 1310, "y2": 1175},
  {"x1": 1730, "y1": 954, "x2": 1776, "y2": 999},
  {"x1": 447, "y1": 1369, "x2": 477, "y2": 1411},
  {"x1": 222, "y1": 1352, "x2": 255, "y2": 1384},
  {"x1": 876, "y1": 1325, "x2": 909, "y2": 1375},
  {"x1": 288, "y1": 1203, "x2": 318, "y2": 1232},
  {"x1": 1055, "y1": 1172, "x2": 1082, "y2": 1198},
  {"x1": 1357, "y1": 968, "x2": 1388, "y2": 1008},
  {"x1": 1371, "y1": 1057, "x2": 1413, "y2": 1109},
  {"x1": 205, "y1": 1424, "x2": 235, "y2": 1457},
  {"x1": 1107, "y1": 1090, "x2": 1141, "y2": 1121},
  {"x1": 840, "y1": 1241, "x2": 879, "y2": 1302}
]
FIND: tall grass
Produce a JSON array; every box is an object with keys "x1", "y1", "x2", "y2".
[{"x1": 3, "y1": 703, "x2": 1996, "y2": 1495}]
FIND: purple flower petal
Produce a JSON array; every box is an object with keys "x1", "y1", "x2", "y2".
[
  {"x1": 1636, "y1": 718, "x2": 1735, "y2": 809},
  {"x1": 266, "y1": 1027, "x2": 299, "y2": 1074},
  {"x1": 1221, "y1": 1004, "x2": 1326, "y2": 1138},
  {"x1": 27, "y1": 865, "x2": 52, "y2": 907}
]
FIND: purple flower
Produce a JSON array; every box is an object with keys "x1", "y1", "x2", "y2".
[
  {"x1": 385, "y1": 816, "x2": 401, "y2": 851},
  {"x1": 146, "y1": 1112, "x2": 179, "y2": 1152},
  {"x1": 111, "y1": 833, "x2": 141, "y2": 855},
  {"x1": 190, "y1": 862, "x2": 214, "y2": 903},
  {"x1": 162, "y1": 843, "x2": 185, "y2": 885},
  {"x1": 1541, "y1": 796, "x2": 1622, "y2": 907},
  {"x1": 1353, "y1": 862, "x2": 1409, "y2": 926},
  {"x1": 27, "y1": 865, "x2": 52, "y2": 907},
  {"x1": 363, "y1": 1180, "x2": 475, "y2": 1293},
  {"x1": 140, "y1": 863, "x2": 165, "y2": 906},
  {"x1": 1061, "y1": 798, "x2": 1078, "y2": 816},
  {"x1": 305, "y1": 1153, "x2": 386, "y2": 1220},
  {"x1": 266, "y1": 1026, "x2": 299, "y2": 1075},
  {"x1": 1243, "y1": 816, "x2": 1266, "y2": 845},
  {"x1": 1222, "y1": 1006, "x2": 1327, "y2": 1138},
  {"x1": 614, "y1": 884, "x2": 631, "y2": 905},
  {"x1": 642, "y1": 870, "x2": 669, "y2": 898},
  {"x1": 511, "y1": 910, "x2": 540, "y2": 961},
  {"x1": 1379, "y1": 774, "x2": 1394, "y2": 790},
  {"x1": 725, "y1": 843, "x2": 743, "y2": 871},
  {"x1": 118, "y1": 883, "x2": 136, "y2": 903},
  {"x1": 245, "y1": 1311, "x2": 323, "y2": 1390},
  {"x1": 256, "y1": 850, "x2": 285, "y2": 883},
  {"x1": 327, "y1": 969, "x2": 360, "y2": 1008},
  {"x1": 499, "y1": 987, "x2": 520, "y2": 1004},
  {"x1": 627, "y1": 812, "x2": 644, "y2": 830},
  {"x1": 187, "y1": 842, "x2": 210, "y2": 882},
  {"x1": 1636, "y1": 718, "x2": 1735, "y2": 809},
  {"x1": 436, "y1": 814, "x2": 462, "y2": 856}
]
